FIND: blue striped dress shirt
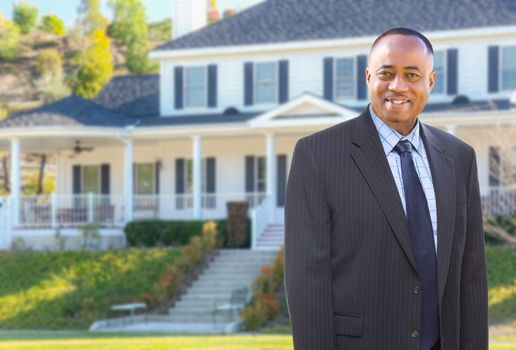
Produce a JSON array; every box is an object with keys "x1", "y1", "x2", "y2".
[{"x1": 369, "y1": 106, "x2": 438, "y2": 252}]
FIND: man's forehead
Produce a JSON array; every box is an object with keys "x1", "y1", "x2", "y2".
[{"x1": 370, "y1": 34, "x2": 430, "y2": 57}]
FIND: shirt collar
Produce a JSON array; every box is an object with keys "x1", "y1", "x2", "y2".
[{"x1": 369, "y1": 105, "x2": 423, "y2": 156}]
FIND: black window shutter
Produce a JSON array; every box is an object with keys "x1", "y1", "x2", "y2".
[
  {"x1": 100, "y1": 164, "x2": 110, "y2": 195},
  {"x1": 244, "y1": 62, "x2": 254, "y2": 106},
  {"x1": 155, "y1": 161, "x2": 160, "y2": 194},
  {"x1": 356, "y1": 55, "x2": 368, "y2": 100},
  {"x1": 279, "y1": 60, "x2": 289, "y2": 103},
  {"x1": 489, "y1": 146, "x2": 501, "y2": 186},
  {"x1": 73, "y1": 165, "x2": 81, "y2": 194},
  {"x1": 175, "y1": 159, "x2": 185, "y2": 194},
  {"x1": 488, "y1": 46, "x2": 499, "y2": 93},
  {"x1": 245, "y1": 155, "x2": 255, "y2": 192},
  {"x1": 174, "y1": 66, "x2": 184, "y2": 109},
  {"x1": 323, "y1": 57, "x2": 334, "y2": 101},
  {"x1": 276, "y1": 154, "x2": 287, "y2": 207},
  {"x1": 446, "y1": 49, "x2": 458, "y2": 95},
  {"x1": 206, "y1": 157, "x2": 216, "y2": 193},
  {"x1": 208, "y1": 64, "x2": 217, "y2": 108}
]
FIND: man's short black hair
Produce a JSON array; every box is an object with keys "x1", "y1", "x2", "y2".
[{"x1": 370, "y1": 27, "x2": 434, "y2": 56}]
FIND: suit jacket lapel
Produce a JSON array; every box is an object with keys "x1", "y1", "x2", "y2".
[
  {"x1": 349, "y1": 109, "x2": 418, "y2": 273},
  {"x1": 420, "y1": 123, "x2": 456, "y2": 309}
]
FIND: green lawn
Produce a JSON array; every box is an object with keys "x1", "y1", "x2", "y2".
[
  {"x1": 0, "y1": 332, "x2": 514, "y2": 350},
  {"x1": 0, "y1": 249, "x2": 180, "y2": 329}
]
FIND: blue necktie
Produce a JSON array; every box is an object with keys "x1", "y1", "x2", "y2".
[{"x1": 394, "y1": 140, "x2": 439, "y2": 350}]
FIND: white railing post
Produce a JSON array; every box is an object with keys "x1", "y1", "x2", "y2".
[
  {"x1": 88, "y1": 192, "x2": 94, "y2": 223},
  {"x1": 51, "y1": 193, "x2": 57, "y2": 228}
]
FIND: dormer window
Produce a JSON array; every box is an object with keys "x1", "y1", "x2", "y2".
[
  {"x1": 501, "y1": 46, "x2": 516, "y2": 91},
  {"x1": 184, "y1": 66, "x2": 207, "y2": 108},
  {"x1": 335, "y1": 57, "x2": 355, "y2": 101},
  {"x1": 254, "y1": 62, "x2": 278, "y2": 104}
]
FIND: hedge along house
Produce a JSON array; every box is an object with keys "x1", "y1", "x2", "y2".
[{"x1": 1, "y1": 0, "x2": 516, "y2": 250}]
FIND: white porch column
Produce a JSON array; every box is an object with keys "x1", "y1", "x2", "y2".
[
  {"x1": 123, "y1": 139, "x2": 133, "y2": 223},
  {"x1": 192, "y1": 135, "x2": 203, "y2": 219},
  {"x1": 446, "y1": 124, "x2": 457, "y2": 136},
  {"x1": 10, "y1": 138, "x2": 20, "y2": 227},
  {"x1": 266, "y1": 133, "x2": 277, "y2": 222}
]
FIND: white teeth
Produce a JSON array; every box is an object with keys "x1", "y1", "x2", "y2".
[{"x1": 388, "y1": 99, "x2": 408, "y2": 104}]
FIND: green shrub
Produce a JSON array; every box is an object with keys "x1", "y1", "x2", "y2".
[
  {"x1": 40, "y1": 14, "x2": 65, "y2": 35},
  {"x1": 36, "y1": 49, "x2": 62, "y2": 77},
  {"x1": 0, "y1": 15, "x2": 20, "y2": 60},
  {"x1": 241, "y1": 304, "x2": 263, "y2": 330},
  {"x1": 124, "y1": 218, "x2": 249, "y2": 248},
  {"x1": 13, "y1": 1, "x2": 38, "y2": 35}
]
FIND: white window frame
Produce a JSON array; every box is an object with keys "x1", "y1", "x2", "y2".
[
  {"x1": 334, "y1": 57, "x2": 356, "y2": 101},
  {"x1": 254, "y1": 62, "x2": 278, "y2": 105},
  {"x1": 134, "y1": 163, "x2": 156, "y2": 195},
  {"x1": 183, "y1": 66, "x2": 208, "y2": 108},
  {"x1": 432, "y1": 50, "x2": 447, "y2": 95},
  {"x1": 82, "y1": 165, "x2": 100, "y2": 194},
  {"x1": 500, "y1": 46, "x2": 516, "y2": 91}
]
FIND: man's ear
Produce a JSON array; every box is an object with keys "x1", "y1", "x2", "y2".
[
  {"x1": 365, "y1": 67, "x2": 371, "y2": 86},
  {"x1": 428, "y1": 70, "x2": 436, "y2": 91}
]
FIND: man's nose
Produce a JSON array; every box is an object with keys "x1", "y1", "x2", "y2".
[{"x1": 388, "y1": 74, "x2": 408, "y2": 92}]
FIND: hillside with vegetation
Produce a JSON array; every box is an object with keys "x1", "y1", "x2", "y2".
[{"x1": 0, "y1": 0, "x2": 172, "y2": 118}]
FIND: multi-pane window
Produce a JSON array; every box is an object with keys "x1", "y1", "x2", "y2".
[
  {"x1": 255, "y1": 62, "x2": 277, "y2": 104},
  {"x1": 184, "y1": 66, "x2": 207, "y2": 107},
  {"x1": 501, "y1": 46, "x2": 516, "y2": 91},
  {"x1": 432, "y1": 51, "x2": 445, "y2": 94},
  {"x1": 82, "y1": 165, "x2": 100, "y2": 194},
  {"x1": 256, "y1": 156, "x2": 266, "y2": 193},
  {"x1": 335, "y1": 58, "x2": 355, "y2": 100},
  {"x1": 135, "y1": 163, "x2": 155, "y2": 195}
]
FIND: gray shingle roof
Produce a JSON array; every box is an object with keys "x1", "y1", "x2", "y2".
[
  {"x1": 0, "y1": 95, "x2": 135, "y2": 129},
  {"x1": 94, "y1": 74, "x2": 160, "y2": 117},
  {"x1": 155, "y1": 0, "x2": 516, "y2": 51}
]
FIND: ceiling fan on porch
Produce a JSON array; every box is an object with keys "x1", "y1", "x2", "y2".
[{"x1": 64, "y1": 140, "x2": 94, "y2": 158}]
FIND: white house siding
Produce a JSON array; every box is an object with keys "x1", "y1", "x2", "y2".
[{"x1": 158, "y1": 31, "x2": 516, "y2": 118}]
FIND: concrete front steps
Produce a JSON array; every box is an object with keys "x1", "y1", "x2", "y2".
[
  {"x1": 167, "y1": 249, "x2": 277, "y2": 329},
  {"x1": 90, "y1": 249, "x2": 277, "y2": 333},
  {"x1": 255, "y1": 224, "x2": 284, "y2": 250}
]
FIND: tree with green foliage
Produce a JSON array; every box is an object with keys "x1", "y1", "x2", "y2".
[
  {"x1": 68, "y1": 0, "x2": 113, "y2": 99},
  {"x1": 35, "y1": 49, "x2": 70, "y2": 103},
  {"x1": 36, "y1": 49, "x2": 62, "y2": 77},
  {"x1": 148, "y1": 18, "x2": 172, "y2": 42},
  {"x1": 108, "y1": 0, "x2": 158, "y2": 74},
  {"x1": 13, "y1": 0, "x2": 38, "y2": 35},
  {"x1": 0, "y1": 15, "x2": 20, "y2": 60},
  {"x1": 40, "y1": 14, "x2": 65, "y2": 35},
  {"x1": 69, "y1": 29, "x2": 113, "y2": 99},
  {"x1": 76, "y1": 0, "x2": 108, "y2": 35}
]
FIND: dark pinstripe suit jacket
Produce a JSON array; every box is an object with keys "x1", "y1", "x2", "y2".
[{"x1": 284, "y1": 108, "x2": 488, "y2": 350}]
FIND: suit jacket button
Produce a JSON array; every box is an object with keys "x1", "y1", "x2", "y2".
[
  {"x1": 411, "y1": 329, "x2": 420, "y2": 338},
  {"x1": 412, "y1": 286, "x2": 421, "y2": 295}
]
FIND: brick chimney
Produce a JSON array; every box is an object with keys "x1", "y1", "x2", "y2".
[{"x1": 173, "y1": 0, "x2": 208, "y2": 39}]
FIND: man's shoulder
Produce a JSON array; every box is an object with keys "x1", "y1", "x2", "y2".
[
  {"x1": 298, "y1": 113, "x2": 361, "y2": 148},
  {"x1": 422, "y1": 123, "x2": 475, "y2": 161}
]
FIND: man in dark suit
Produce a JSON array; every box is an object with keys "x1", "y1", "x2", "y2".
[{"x1": 284, "y1": 28, "x2": 488, "y2": 350}]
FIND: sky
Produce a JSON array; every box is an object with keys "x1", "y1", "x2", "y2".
[{"x1": 0, "y1": 0, "x2": 252, "y2": 25}]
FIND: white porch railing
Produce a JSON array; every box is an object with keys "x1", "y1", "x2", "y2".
[
  {"x1": 132, "y1": 192, "x2": 267, "y2": 221},
  {"x1": 480, "y1": 186, "x2": 516, "y2": 217},
  {"x1": 18, "y1": 194, "x2": 125, "y2": 228},
  {"x1": 16, "y1": 192, "x2": 268, "y2": 228},
  {"x1": 250, "y1": 194, "x2": 272, "y2": 250}
]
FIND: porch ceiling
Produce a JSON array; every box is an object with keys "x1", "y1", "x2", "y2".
[{"x1": 0, "y1": 136, "x2": 124, "y2": 153}]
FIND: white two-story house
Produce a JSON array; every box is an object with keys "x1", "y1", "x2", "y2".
[{"x1": 0, "y1": 0, "x2": 515, "y2": 250}]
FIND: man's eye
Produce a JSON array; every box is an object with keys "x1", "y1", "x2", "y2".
[
  {"x1": 407, "y1": 73, "x2": 419, "y2": 78},
  {"x1": 379, "y1": 71, "x2": 392, "y2": 77}
]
